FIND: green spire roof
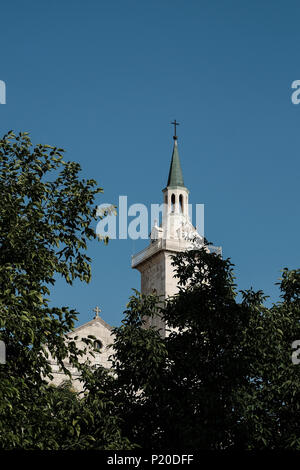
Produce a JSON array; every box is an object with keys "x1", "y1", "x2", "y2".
[{"x1": 167, "y1": 139, "x2": 185, "y2": 187}]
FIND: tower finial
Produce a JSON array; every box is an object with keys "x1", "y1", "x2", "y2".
[{"x1": 171, "y1": 119, "x2": 180, "y2": 140}]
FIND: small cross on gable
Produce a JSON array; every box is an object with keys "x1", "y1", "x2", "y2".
[{"x1": 93, "y1": 306, "x2": 101, "y2": 319}]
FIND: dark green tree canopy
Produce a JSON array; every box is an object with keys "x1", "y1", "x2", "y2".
[
  {"x1": 0, "y1": 130, "x2": 103, "y2": 382},
  {"x1": 109, "y1": 248, "x2": 300, "y2": 450},
  {"x1": 0, "y1": 131, "x2": 131, "y2": 449}
]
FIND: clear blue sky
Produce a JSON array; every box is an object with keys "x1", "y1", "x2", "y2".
[{"x1": 1, "y1": 0, "x2": 299, "y2": 327}]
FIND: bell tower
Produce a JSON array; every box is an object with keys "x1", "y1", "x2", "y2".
[{"x1": 132, "y1": 123, "x2": 204, "y2": 336}]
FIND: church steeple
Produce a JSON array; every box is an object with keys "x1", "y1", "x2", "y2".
[
  {"x1": 162, "y1": 123, "x2": 189, "y2": 226},
  {"x1": 166, "y1": 138, "x2": 185, "y2": 188}
]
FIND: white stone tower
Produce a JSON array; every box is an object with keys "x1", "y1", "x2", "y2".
[{"x1": 132, "y1": 124, "x2": 204, "y2": 336}]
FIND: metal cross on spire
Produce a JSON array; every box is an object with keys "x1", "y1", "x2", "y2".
[
  {"x1": 93, "y1": 306, "x2": 101, "y2": 318},
  {"x1": 171, "y1": 119, "x2": 180, "y2": 140}
]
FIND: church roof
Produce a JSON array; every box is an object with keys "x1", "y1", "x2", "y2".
[
  {"x1": 66, "y1": 315, "x2": 113, "y2": 336},
  {"x1": 166, "y1": 138, "x2": 185, "y2": 188}
]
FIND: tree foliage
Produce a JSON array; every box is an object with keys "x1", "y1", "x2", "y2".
[
  {"x1": 0, "y1": 131, "x2": 131, "y2": 449},
  {"x1": 109, "y1": 249, "x2": 300, "y2": 449}
]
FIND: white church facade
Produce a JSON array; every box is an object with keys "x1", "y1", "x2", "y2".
[
  {"x1": 50, "y1": 128, "x2": 219, "y2": 388},
  {"x1": 49, "y1": 308, "x2": 114, "y2": 388}
]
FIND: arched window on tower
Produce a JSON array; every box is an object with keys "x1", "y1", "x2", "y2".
[
  {"x1": 171, "y1": 193, "x2": 175, "y2": 213},
  {"x1": 179, "y1": 194, "x2": 183, "y2": 213},
  {"x1": 164, "y1": 194, "x2": 168, "y2": 221}
]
